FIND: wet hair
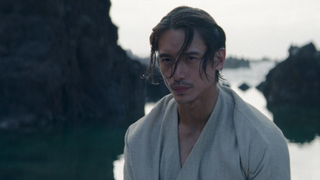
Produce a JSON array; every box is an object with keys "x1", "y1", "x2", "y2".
[{"x1": 143, "y1": 6, "x2": 226, "y2": 84}]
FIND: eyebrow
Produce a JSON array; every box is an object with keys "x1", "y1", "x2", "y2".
[
  {"x1": 159, "y1": 51, "x2": 201, "y2": 58},
  {"x1": 159, "y1": 53, "x2": 172, "y2": 58}
]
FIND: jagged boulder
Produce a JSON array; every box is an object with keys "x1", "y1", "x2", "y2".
[
  {"x1": 0, "y1": 0, "x2": 145, "y2": 132},
  {"x1": 238, "y1": 82, "x2": 250, "y2": 91},
  {"x1": 258, "y1": 42, "x2": 320, "y2": 142},
  {"x1": 260, "y1": 42, "x2": 320, "y2": 108}
]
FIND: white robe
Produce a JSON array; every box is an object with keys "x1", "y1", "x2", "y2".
[{"x1": 124, "y1": 85, "x2": 290, "y2": 180}]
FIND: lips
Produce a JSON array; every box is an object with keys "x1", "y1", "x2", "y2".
[{"x1": 172, "y1": 86, "x2": 189, "y2": 94}]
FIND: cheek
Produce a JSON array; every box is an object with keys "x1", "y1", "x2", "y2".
[
  {"x1": 161, "y1": 75, "x2": 171, "y2": 90},
  {"x1": 197, "y1": 68, "x2": 216, "y2": 83},
  {"x1": 159, "y1": 70, "x2": 169, "y2": 82},
  {"x1": 160, "y1": 65, "x2": 172, "y2": 78},
  {"x1": 160, "y1": 68, "x2": 167, "y2": 79}
]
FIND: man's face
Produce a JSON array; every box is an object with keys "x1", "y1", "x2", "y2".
[{"x1": 158, "y1": 28, "x2": 223, "y2": 104}]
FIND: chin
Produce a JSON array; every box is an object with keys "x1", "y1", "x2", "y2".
[{"x1": 172, "y1": 94, "x2": 195, "y2": 105}]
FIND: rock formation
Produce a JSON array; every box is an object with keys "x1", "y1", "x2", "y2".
[
  {"x1": 259, "y1": 42, "x2": 320, "y2": 108},
  {"x1": 224, "y1": 56, "x2": 250, "y2": 69},
  {"x1": 238, "y1": 82, "x2": 250, "y2": 91},
  {"x1": 0, "y1": 0, "x2": 146, "y2": 132},
  {"x1": 258, "y1": 42, "x2": 320, "y2": 142}
]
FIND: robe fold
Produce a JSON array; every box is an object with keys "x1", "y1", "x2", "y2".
[{"x1": 124, "y1": 85, "x2": 290, "y2": 180}]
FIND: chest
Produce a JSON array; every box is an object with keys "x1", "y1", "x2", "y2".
[
  {"x1": 178, "y1": 131, "x2": 201, "y2": 167},
  {"x1": 158, "y1": 129, "x2": 246, "y2": 180}
]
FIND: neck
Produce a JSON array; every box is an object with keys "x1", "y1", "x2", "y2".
[{"x1": 177, "y1": 86, "x2": 219, "y2": 131}]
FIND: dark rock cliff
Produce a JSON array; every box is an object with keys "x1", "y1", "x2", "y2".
[
  {"x1": 0, "y1": 0, "x2": 146, "y2": 132},
  {"x1": 259, "y1": 43, "x2": 320, "y2": 108},
  {"x1": 258, "y1": 42, "x2": 320, "y2": 143}
]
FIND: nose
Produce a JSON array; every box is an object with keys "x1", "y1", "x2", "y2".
[{"x1": 172, "y1": 61, "x2": 186, "y2": 81}]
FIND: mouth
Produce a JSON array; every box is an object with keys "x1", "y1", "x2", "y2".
[{"x1": 171, "y1": 86, "x2": 190, "y2": 94}]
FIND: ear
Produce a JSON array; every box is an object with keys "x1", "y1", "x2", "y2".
[{"x1": 214, "y1": 48, "x2": 226, "y2": 70}]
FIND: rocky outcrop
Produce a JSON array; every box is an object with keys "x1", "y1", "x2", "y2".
[
  {"x1": 224, "y1": 57, "x2": 250, "y2": 69},
  {"x1": 258, "y1": 42, "x2": 320, "y2": 142},
  {"x1": 238, "y1": 82, "x2": 250, "y2": 91},
  {"x1": 259, "y1": 43, "x2": 320, "y2": 108},
  {"x1": 0, "y1": 0, "x2": 146, "y2": 132}
]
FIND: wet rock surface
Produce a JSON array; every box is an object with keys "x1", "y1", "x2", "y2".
[
  {"x1": 259, "y1": 42, "x2": 320, "y2": 108},
  {"x1": 259, "y1": 42, "x2": 320, "y2": 142},
  {"x1": 0, "y1": 0, "x2": 146, "y2": 132}
]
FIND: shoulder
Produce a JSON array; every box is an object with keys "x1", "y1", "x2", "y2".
[
  {"x1": 219, "y1": 85, "x2": 290, "y2": 179},
  {"x1": 219, "y1": 85, "x2": 285, "y2": 142},
  {"x1": 125, "y1": 94, "x2": 175, "y2": 145}
]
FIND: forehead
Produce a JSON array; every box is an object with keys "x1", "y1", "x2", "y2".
[{"x1": 158, "y1": 29, "x2": 206, "y2": 57}]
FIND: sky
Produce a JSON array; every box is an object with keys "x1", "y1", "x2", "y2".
[{"x1": 110, "y1": 0, "x2": 320, "y2": 61}]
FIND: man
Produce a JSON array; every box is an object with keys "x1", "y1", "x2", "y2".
[{"x1": 124, "y1": 6, "x2": 290, "y2": 180}]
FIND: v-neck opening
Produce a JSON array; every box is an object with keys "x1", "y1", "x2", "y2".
[{"x1": 177, "y1": 90, "x2": 223, "y2": 173}]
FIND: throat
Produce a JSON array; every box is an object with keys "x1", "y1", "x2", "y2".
[{"x1": 178, "y1": 122, "x2": 202, "y2": 167}]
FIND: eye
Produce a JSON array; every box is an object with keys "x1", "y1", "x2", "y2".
[
  {"x1": 187, "y1": 56, "x2": 196, "y2": 61},
  {"x1": 160, "y1": 58, "x2": 172, "y2": 63}
]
